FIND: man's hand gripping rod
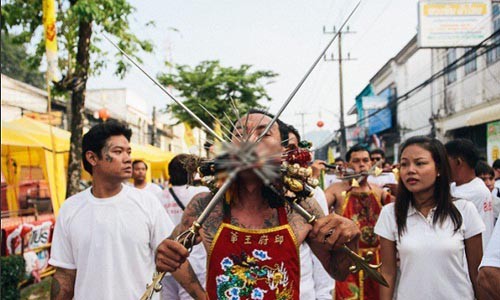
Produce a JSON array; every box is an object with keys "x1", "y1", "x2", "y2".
[
  {"x1": 287, "y1": 198, "x2": 389, "y2": 287},
  {"x1": 258, "y1": 174, "x2": 389, "y2": 288},
  {"x1": 140, "y1": 168, "x2": 241, "y2": 300}
]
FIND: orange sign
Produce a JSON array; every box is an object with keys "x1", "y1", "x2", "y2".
[{"x1": 24, "y1": 111, "x2": 63, "y2": 126}]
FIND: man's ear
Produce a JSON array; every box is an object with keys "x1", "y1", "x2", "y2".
[
  {"x1": 456, "y1": 157, "x2": 463, "y2": 166},
  {"x1": 85, "y1": 151, "x2": 99, "y2": 167}
]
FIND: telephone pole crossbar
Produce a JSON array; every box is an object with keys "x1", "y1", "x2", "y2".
[{"x1": 323, "y1": 26, "x2": 356, "y2": 158}]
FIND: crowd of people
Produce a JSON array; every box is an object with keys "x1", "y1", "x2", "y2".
[{"x1": 47, "y1": 114, "x2": 500, "y2": 300}]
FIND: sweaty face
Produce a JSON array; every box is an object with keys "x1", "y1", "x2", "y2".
[
  {"x1": 132, "y1": 162, "x2": 147, "y2": 182},
  {"x1": 400, "y1": 145, "x2": 438, "y2": 194},
  {"x1": 233, "y1": 113, "x2": 282, "y2": 159},
  {"x1": 348, "y1": 151, "x2": 371, "y2": 173},
  {"x1": 94, "y1": 135, "x2": 132, "y2": 181}
]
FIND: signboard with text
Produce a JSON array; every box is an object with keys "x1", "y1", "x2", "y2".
[
  {"x1": 487, "y1": 120, "x2": 500, "y2": 165},
  {"x1": 418, "y1": 0, "x2": 492, "y2": 48}
]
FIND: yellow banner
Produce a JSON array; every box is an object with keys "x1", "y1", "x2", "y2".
[
  {"x1": 184, "y1": 122, "x2": 196, "y2": 148},
  {"x1": 423, "y1": 3, "x2": 487, "y2": 16},
  {"x1": 42, "y1": 0, "x2": 59, "y2": 81}
]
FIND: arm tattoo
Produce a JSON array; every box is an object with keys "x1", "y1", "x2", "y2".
[
  {"x1": 328, "y1": 249, "x2": 344, "y2": 279},
  {"x1": 51, "y1": 267, "x2": 76, "y2": 300},
  {"x1": 172, "y1": 260, "x2": 205, "y2": 299}
]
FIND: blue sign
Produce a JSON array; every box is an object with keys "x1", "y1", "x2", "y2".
[{"x1": 362, "y1": 87, "x2": 392, "y2": 135}]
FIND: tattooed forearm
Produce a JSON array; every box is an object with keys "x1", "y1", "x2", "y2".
[
  {"x1": 328, "y1": 248, "x2": 351, "y2": 281},
  {"x1": 51, "y1": 267, "x2": 76, "y2": 300},
  {"x1": 172, "y1": 261, "x2": 206, "y2": 299}
]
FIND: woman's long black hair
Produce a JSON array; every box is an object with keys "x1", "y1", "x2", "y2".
[{"x1": 395, "y1": 136, "x2": 462, "y2": 238}]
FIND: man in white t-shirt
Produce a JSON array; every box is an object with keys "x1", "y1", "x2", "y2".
[
  {"x1": 287, "y1": 125, "x2": 335, "y2": 299},
  {"x1": 478, "y1": 212, "x2": 500, "y2": 299},
  {"x1": 493, "y1": 159, "x2": 500, "y2": 189},
  {"x1": 49, "y1": 121, "x2": 175, "y2": 300},
  {"x1": 160, "y1": 154, "x2": 210, "y2": 300},
  {"x1": 446, "y1": 139, "x2": 495, "y2": 249},
  {"x1": 132, "y1": 159, "x2": 163, "y2": 200}
]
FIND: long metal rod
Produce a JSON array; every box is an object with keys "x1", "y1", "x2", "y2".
[
  {"x1": 255, "y1": 1, "x2": 362, "y2": 143},
  {"x1": 140, "y1": 168, "x2": 241, "y2": 300},
  {"x1": 101, "y1": 33, "x2": 225, "y2": 143}
]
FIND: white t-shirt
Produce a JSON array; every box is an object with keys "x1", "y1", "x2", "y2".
[
  {"x1": 368, "y1": 172, "x2": 397, "y2": 188},
  {"x1": 160, "y1": 184, "x2": 210, "y2": 300},
  {"x1": 451, "y1": 177, "x2": 495, "y2": 248},
  {"x1": 300, "y1": 188, "x2": 334, "y2": 300},
  {"x1": 375, "y1": 200, "x2": 484, "y2": 300},
  {"x1": 49, "y1": 185, "x2": 174, "y2": 300},
  {"x1": 480, "y1": 212, "x2": 500, "y2": 268},
  {"x1": 492, "y1": 188, "x2": 500, "y2": 223},
  {"x1": 324, "y1": 174, "x2": 341, "y2": 188},
  {"x1": 141, "y1": 183, "x2": 163, "y2": 201},
  {"x1": 161, "y1": 185, "x2": 210, "y2": 225}
]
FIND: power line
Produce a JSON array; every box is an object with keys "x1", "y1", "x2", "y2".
[
  {"x1": 346, "y1": 29, "x2": 499, "y2": 130},
  {"x1": 314, "y1": 28, "x2": 500, "y2": 150}
]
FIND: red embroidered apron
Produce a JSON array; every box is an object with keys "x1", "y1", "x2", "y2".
[
  {"x1": 335, "y1": 188, "x2": 382, "y2": 300},
  {"x1": 206, "y1": 206, "x2": 300, "y2": 300}
]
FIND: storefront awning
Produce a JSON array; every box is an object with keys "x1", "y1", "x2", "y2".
[{"x1": 436, "y1": 100, "x2": 500, "y2": 133}]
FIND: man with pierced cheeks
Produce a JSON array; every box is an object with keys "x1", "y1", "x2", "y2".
[{"x1": 156, "y1": 111, "x2": 360, "y2": 299}]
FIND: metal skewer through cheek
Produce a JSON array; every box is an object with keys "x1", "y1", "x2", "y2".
[{"x1": 140, "y1": 168, "x2": 241, "y2": 300}]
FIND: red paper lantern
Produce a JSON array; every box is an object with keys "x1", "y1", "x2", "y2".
[
  {"x1": 317, "y1": 120, "x2": 324, "y2": 128},
  {"x1": 98, "y1": 108, "x2": 110, "y2": 121}
]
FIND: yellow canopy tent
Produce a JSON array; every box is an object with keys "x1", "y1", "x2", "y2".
[
  {"x1": 1, "y1": 118, "x2": 69, "y2": 215},
  {"x1": 1, "y1": 117, "x2": 175, "y2": 215}
]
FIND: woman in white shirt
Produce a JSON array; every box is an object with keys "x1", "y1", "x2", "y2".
[{"x1": 374, "y1": 136, "x2": 484, "y2": 300}]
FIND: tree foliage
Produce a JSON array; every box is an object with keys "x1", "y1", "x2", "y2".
[
  {"x1": 1, "y1": 32, "x2": 45, "y2": 88},
  {"x1": 1, "y1": 0, "x2": 153, "y2": 197},
  {"x1": 157, "y1": 60, "x2": 278, "y2": 130}
]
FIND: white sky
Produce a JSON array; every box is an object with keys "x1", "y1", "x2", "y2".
[{"x1": 87, "y1": 0, "x2": 419, "y2": 139}]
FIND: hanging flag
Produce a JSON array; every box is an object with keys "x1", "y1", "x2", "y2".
[
  {"x1": 213, "y1": 120, "x2": 223, "y2": 148},
  {"x1": 184, "y1": 122, "x2": 196, "y2": 148},
  {"x1": 42, "y1": 0, "x2": 60, "y2": 81},
  {"x1": 327, "y1": 146, "x2": 335, "y2": 164}
]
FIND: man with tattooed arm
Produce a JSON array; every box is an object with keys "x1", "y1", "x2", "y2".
[
  {"x1": 157, "y1": 111, "x2": 361, "y2": 299},
  {"x1": 49, "y1": 121, "x2": 174, "y2": 300}
]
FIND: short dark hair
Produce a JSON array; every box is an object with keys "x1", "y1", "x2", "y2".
[
  {"x1": 335, "y1": 157, "x2": 344, "y2": 163},
  {"x1": 493, "y1": 159, "x2": 500, "y2": 169},
  {"x1": 82, "y1": 121, "x2": 132, "y2": 175},
  {"x1": 346, "y1": 144, "x2": 369, "y2": 162},
  {"x1": 370, "y1": 148, "x2": 385, "y2": 158},
  {"x1": 396, "y1": 136, "x2": 462, "y2": 237},
  {"x1": 475, "y1": 160, "x2": 494, "y2": 177},
  {"x1": 246, "y1": 109, "x2": 288, "y2": 146},
  {"x1": 132, "y1": 160, "x2": 147, "y2": 170},
  {"x1": 168, "y1": 154, "x2": 191, "y2": 186},
  {"x1": 444, "y1": 138, "x2": 480, "y2": 169},
  {"x1": 287, "y1": 124, "x2": 301, "y2": 144}
]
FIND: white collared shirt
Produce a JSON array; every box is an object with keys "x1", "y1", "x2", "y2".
[{"x1": 375, "y1": 200, "x2": 484, "y2": 300}]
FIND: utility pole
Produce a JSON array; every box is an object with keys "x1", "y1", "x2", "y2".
[
  {"x1": 295, "y1": 112, "x2": 313, "y2": 138},
  {"x1": 151, "y1": 106, "x2": 156, "y2": 146},
  {"x1": 323, "y1": 25, "x2": 356, "y2": 158}
]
